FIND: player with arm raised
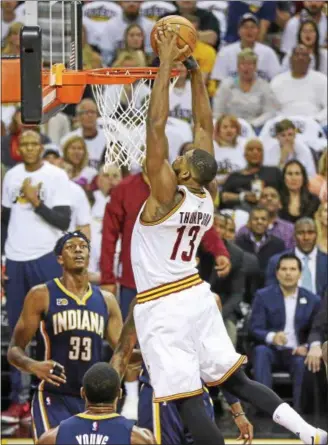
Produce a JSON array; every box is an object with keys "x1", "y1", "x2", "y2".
[{"x1": 130, "y1": 27, "x2": 327, "y2": 445}]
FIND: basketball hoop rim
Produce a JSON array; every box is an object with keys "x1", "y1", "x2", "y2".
[{"x1": 85, "y1": 67, "x2": 180, "y2": 81}]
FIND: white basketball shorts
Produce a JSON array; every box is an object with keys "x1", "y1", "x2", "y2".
[{"x1": 134, "y1": 275, "x2": 247, "y2": 402}]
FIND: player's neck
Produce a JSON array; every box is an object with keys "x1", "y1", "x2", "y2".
[
  {"x1": 185, "y1": 184, "x2": 204, "y2": 195},
  {"x1": 60, "y1": 272, "x2": 89, "y2": 297},
  {"x1": 85, "y1": 404, "x2": 116, "y2": 415},
  {"x1": 24, "y1": 160, "x2": 43, "y2": 172}
]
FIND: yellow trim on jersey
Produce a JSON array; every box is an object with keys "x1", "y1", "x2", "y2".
[
  {"x1": 153, "y1": 388, "x2": 203, "y2": 403},
  {"x1": 203, "y1": 385, "x2": 214, "y2": 407},
  {"x1": 76, "y1": 413, "x2": 120, "y2": 420},
  {"x1": 38, "y1": 388, "x2": 51, "y2": 432},
  {"x1": 206, "y1": 356, "x2": 248, "y2": 387},
  {"x1": 152, "y1": 401, "x2": 162, "y2": 445},
  {"x1": 40, "y1": 321, "x2": 51, "y2": 360},
  {"x1": 136, "y1": 273, "x2": 203, "y2": 304},
  {"x1": 140, "y1": 191, "x2": 186, "y2": 226},
  {"x1": 54, "y1": 278, "x2": 92, "y2": 306}
]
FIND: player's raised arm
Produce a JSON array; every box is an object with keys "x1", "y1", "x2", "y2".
[
  {"x1": 102, "y1": 290, "x2": 123, "y2": 350},
  {"x1": 7, "y1": 285, "x2": 66, "y2": 386},
  {"x1": 188, "y1": 58, "x2": 214, "y2": 156},
  {"x1": 146, "y1": 27, "x2": 189, "y2": 204}
]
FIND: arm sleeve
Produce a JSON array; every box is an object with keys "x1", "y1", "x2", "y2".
[
  {"x1": 34, "y1": 204, "x2": 71, "y2": 231},
  {"x1": 201, "y1": 227, "x2": 230, "y2": 258},
  {"x1": 100, "y1": 185, "x2": 124, "y2": 285}
]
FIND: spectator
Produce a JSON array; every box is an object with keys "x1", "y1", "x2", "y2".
[
  {"x1": 82, "y1": 25, "x2": 102, "y2": 69},
  {"x1": 279, "y1": 160, "x2": 320, "y2": 223},
  {"x1": 307, "y1": 290, "x2": 328, "y2": 373},
  {"x1": 281, "y1": 1, "x2": 327, "y2": 55},
  {"x1": 185, "y1": 14, "x2": 217, "y2": 84},
  {"x1": 213, "y1": 48, "x2": 278, "y2": 130},
  {"x1": 221, "y1": 139, "x2": 282, "y2": 211},
  {"x1": 62, "y1": 136, "x2": 98, "y2": 188},
  {"x1": 1, "y1": 1, "x2": 24, "y2": 41},
  {"x1": 82, "y1": 0, "x2": 122, "y2": 48},
  {"x1": 60, "y1": 99, "x2": 107, "y2": 170},
  {"x1": 169, "y1": 62, "x2": 192, "y2": 123},
  {"x1": 40, "y1": 112, "x2": 71, "y2": 146},
  {"x1": 89, "y1": 165, "x2": 122, "y2": 283},
  {"x1": 249, "y1": 253, "x2": 321, "y2": 411},
  {"x1": 281, "y1": 19, "x2": 328, "y2": 76},
  {"x1": 43, "y1": 149, "x2": 92, "y2": 240},
  {"x1": 266, "y1": 217, "x2": 328, "y2": 298},
  {"x1": 309, "y1": 149, "x2": 327, "y2": 202},
  {"x1": 211, "y1": 213, "x2": 245, "y2": 346},
  {"x1": 1, "y1": 108, "x2": 51, "y2": 169},
  {"x1": 140, "y1": 0, "x2": 177, "y2": 21},
  {"x1": 1, "y1": 130, "x2": 71, "y2": 423},
  {"x1": 238, "y1": 186, "x2": 295, "y2": 250},
  {"x1": 112, "y1": 23, "x2": 151, "y2": 66},
  {"x1": 266, "y1": 2, "x2": 292, "y2": 55},
  {"x1": 211, "y1": 13, "x2": 281, "y2": 85},
  {"x1": 100, "y1": 1, "x2": 154, "y2": 66},
  {"x1": 270, "y1": 45, "x2": 327, "y2": 125},
  {"x1": 263, "y1": 119, "x2": 317, "y2": 179},
  {"x1": 213, "y1": 115, "x2": 247, "y2": 184},
  {"x1": 235, "y1": 206, "x2": 286, "y2": 286},
  {"x1": 1, "y1": 21, "x2": 22, "y2": 56},
  {"x1": 225, "y1": 3, "x2": 278, "y2": 44},
  {"x1": 161, "y1": 0, "x2": 220, "y2": 48},
  {"x1": 315, "y1": 202, "x2": 328, "y2": 254}
]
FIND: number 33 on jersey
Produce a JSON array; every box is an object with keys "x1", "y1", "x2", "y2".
[{"x1": 131, "y1": 185, "x2": 214, "y2": 292}]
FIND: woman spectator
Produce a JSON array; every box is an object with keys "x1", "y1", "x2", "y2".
[
  {"x1": 213, "y1": 49, "x2": 278, "y2": 132},
  {"x1": 82, "y1": 25, "x2": 102, "y2": 70},
  {"x1": 213, "y1": 114, "x2": 247, "y2": 185},
  {"x1": 111, "y1": 23, "x2": 151, "y2": 66},
  {"x1": 279, "y1": 160, "x2": 320, "y2": 223},
  {"x1": 62, "y1": 135, "x2": 98, "y2": 188},
  {"x1": 281, "y1": 20, "x2": 327, "y2": 76},
  {"x1": 315, "y1": 202, "x2": 328, "y2": 254},
  {"x1": 221, "y1": 139, "x2": 282, "y2": 211},
  {"x1": 309, "y1": 149, "x2": 327, "y2": 202},
  {"x1": 1, "y1": 108, "x2": 51, "y2": 169},
  {"x1": 2, "y1": 21, "x2": 22, "y2": 56}
]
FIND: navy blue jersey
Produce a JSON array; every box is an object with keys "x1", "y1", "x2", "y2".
[
  {"x1": 56, "y1": 413, "x2": 135, "y2": 445},
  {"x1": 40, "y1": 279, "x2": 109, "y2": 396}
]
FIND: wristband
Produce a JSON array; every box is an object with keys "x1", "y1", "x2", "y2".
[
  {"x1": 183, "y1": 56, "x2": 198, "y2": 71},
  {"x1": 232, "y1": 411, "x2": 245, "y2": 419}
]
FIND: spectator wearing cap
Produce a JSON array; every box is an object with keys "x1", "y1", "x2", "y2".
[
  {"x1": 281, "y1": 1, "x2": 327, "y2": 55},
  {"x1": 263, "y1": 119, "x2": 317, "y2": 179},
  {"x1": 160, "y1": 0, "x2": 220, "y2": 48},
  {"x1": 213, "y1": 48, "x2": 279, "y2": 131},
  {"x1": 270, "y1": 45, "x2": 327, "y2": 126},
  {"x1": 249, "y1": 253, "x2": 321, "y2": 411},
  {"x1": 1, "y1": 130, "x2": 71, "y2": 423},
  {"x1": 99, "y1": 1, "x2": 154, "y2": 66},
  {"x1": 225, "y1": 1, "x2": 278, "y2": 44},
  {"x1": 266, "y1": 217, "x2": 328, "y2": 298},
  {"x1": 211, "y1": 13, "x2": 281, "y2": 89},
  {"x1": 238, "y1": 186, "x2": 295, "y2": 250}
]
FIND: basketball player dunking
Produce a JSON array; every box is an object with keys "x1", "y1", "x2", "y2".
[
  {"x1": 129, "y1": 28, "x2": 327, "y2": 445},
  {"x1": 36, "y1": 363, "x2": 155, "y2": 445},
  {"x1": 7, "y1": 232, "x2": 124, "y2": 442}
]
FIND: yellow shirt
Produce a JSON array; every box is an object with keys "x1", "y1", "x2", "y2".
[{"x1": 193, "y1": 40, "x2": 217, "y2": 74}]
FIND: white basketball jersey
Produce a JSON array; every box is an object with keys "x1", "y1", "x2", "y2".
[{"x1": 131, "y1": 186, "x2": 214, "y2": 292}]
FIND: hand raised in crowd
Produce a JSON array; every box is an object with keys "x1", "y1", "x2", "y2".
[
  {"x1": 304, "y1": 344, "x2": 322, "y2": 373},
  {"x1": 21, "y1": 178, "x2": 42, "y2": 207},
  {"x1": 155, "y1": 25, "x2": 189, "y2": 64},
  {"x1": 272, "y1": 331, "x2": 287, "y2": 346}
]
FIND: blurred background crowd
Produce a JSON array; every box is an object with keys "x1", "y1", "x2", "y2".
[{"x1": 1, "y1": 0, "x2": 327, "y2": 438}]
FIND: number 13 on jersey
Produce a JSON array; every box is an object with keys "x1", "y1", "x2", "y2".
[{"x1": 170, "y1": 225, "x2": 201, "y2": 262}]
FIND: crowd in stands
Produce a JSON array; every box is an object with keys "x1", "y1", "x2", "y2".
[{"x1": 1, "y1": 0, "x2": 327, "y2": 427}]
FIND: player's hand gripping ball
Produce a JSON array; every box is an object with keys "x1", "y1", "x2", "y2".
[{"x1": 151, "y1": 15, "x2": 197, "y2": 62}]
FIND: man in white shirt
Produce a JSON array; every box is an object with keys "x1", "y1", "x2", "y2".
[
  {"x1": 263, "y1": 118, "x2": 317, "y2": 178},
  {"x1": 281, "y1": 1, "x2": 327, "y2": 55},
  {"x1": 270, "y1": 45, "x2": 328, "y2": 126},
  {"x1": 99, "y1": 1, "x2": 154, "y2": 66},
  {"x1": 1, "y1": 131, "x2": 71, "y2": 424},
  {"x1": 250, "y1": 253, "x2": 321, "y2": 411},
  {"x1": 211, "y1": 13, "x2": 280, "y2": 85},
  {"x1": 60, "y1": 99, "x2": 106, "y2": 170}
]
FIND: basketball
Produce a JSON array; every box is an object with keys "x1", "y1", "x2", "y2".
[{"x1": 150, "y1": 15, "x2": 197, "y2": 62}]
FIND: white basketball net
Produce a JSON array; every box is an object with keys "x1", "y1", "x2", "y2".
[{"x1": 92, "y1": 73, "x2": 178, "y2": 169}]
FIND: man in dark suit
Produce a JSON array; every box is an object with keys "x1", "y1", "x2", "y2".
[
  {"x1": 235, "y1": 206, "x2": 285, "y2": 287},
  {"x1": 211, "y1": 213, "x2": 245, "y2": 346},
  {"x1": 249, "y1": 253, "x2": 321, "y2": 410},
  {"x1": 265, "y1": 217, "x2": 328, "y2": 298}
]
